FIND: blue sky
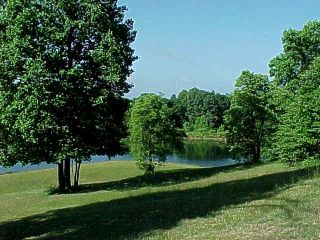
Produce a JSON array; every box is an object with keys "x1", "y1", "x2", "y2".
[{"x1": 118, "y1": 0, "x2": 320, "y2": 98}]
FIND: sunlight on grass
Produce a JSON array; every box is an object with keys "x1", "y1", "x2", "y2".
[{"x1": 0, "y1": 161, "x2": 319, "y2": 239}]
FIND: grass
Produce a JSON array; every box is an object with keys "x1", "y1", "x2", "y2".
[{"x1": 0, "y1": 160, "x2": 319, "y2": 240}]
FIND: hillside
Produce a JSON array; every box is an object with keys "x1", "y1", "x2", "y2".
[{"x1": 0, "y1": 161, "x2": 319, "y2": 240}]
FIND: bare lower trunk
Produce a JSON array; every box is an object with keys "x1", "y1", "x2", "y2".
[
  {"x1": 252, "y1": 143, "x2": 261, "y2": 163},
  {"x1": 58, "y1": 162, "x2": 64, "y2": 189},
  {"x1": 64, "y1": 158, "x2": 71, "y2": 189},
  {"x1": 57, "y1": 158, "x2": 71, "y2": 190},
  {"x1": 73, "y1": 161, "x2": 81, "y2": 187}
]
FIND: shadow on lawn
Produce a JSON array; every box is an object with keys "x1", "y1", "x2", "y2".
[
  {"x1": 70, "y1": 163, "x2": 248, "y2": 193},
  {"x1": 0, "y1": 166, "x2": 318, "y2": 240}
]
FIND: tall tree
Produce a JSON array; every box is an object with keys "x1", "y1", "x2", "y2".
[
  {"x1": 268, "y1": 21, "x2": 320, "y2": 163},
  {"x1": 0, "y1": 0, "x2": 136, "y2": 189},
  {"x1": 128, "y1": 94, "x2": 183, "y2": 173},
  {"x1": 225, "y1": 71, "x2": 271, "y2": 163},
  {"x1": 270, "y1": 58, "x2": 320, "y2": 163}
]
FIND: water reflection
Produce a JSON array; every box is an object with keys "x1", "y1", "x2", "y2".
[
  {"x1": 108, "y1": 141, "x2": 235, "y2": 167},
  {"x1": 177, "y1": 140, "x2": 232, "y2": 161},
  {"x1": 167, "y1": 140, "x2": 236, "y2": 167}
]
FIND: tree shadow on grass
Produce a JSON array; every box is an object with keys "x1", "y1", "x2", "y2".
[
  {"x1": 63, "y1": 163, "x2": 253, "y2": 194},
  {"x1": 0, "y1": 166, "x2": 318, "y2": 240}
]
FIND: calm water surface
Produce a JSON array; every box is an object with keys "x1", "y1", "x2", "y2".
[{"x1": 0, "y1": 141, "x2": 236, "y2": 174}]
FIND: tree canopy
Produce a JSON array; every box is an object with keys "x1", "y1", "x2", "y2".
[
  {"x1": 225, "y1": 71, "x2": 271, "y2": 163},
  {"x1": 128, "y1": 94, "x2": 183, "y2": 173},
  {"x1": 268, "y1": 21, "x2": 320, "y2": 163},
  {"x1": 0, "y1": 0, "x2": 136, "y2": 189}
]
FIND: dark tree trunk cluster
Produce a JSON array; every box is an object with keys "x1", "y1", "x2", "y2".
[
  {"x1": 58, "y1": 159, "x2": 82, "y2": 190},
  {"x1": 58, "y1": 158, "x2": 71, "y2": 190}
]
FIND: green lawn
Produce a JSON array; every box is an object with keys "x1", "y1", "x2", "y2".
[{"x1": 0, "y1": 160, "x2": 319, "y2": 240}]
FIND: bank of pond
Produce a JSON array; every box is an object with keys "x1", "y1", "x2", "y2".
[{"x1": 0, "y1": 141, "x2": 237, "y2": 174}]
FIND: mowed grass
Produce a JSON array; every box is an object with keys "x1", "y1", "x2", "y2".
[{"x1": 0, "y1": 160, "x2": 319, "y2": 240}]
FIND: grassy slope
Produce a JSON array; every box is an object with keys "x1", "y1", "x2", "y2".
[{"x1": 0, "y1": 161, "x2": 319, "y2": 240}]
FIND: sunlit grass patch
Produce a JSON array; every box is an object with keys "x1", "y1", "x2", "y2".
[{"x1": 0, "y1": 160, "x2": 319, "y2": 239}]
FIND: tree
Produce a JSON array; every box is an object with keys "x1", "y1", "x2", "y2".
[
  {"x1": 268, "y1": 21, "x2": 320, "y2": 163},
  {"x1": 224, "y1": 71, "x2": 271, "y2": 163},
  {"x1": 0, "y1": 0, "x2": 136, "y2": 189},
  {"x1": 269, "y1": 21, "x2": 320, "y2": 89},
  {"x1": 128, "y1": 94, "x2": 183, "y2": 173},
  {"x1": 270, "y1": 58, "x2": 320, "y2": 163}
]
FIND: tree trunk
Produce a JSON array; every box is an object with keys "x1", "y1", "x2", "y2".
[
  {"x1": 256, "y1": 144, "x2": 261, "y2": 162},
  {"x1": 63, "y1": 158, "x2": 71, "y2": 189},
  {"x1": 57, "y1": 158, "x2": 71, "y2": 190},
  {"x1": 58, "y1": 162, "x2": 64, "y2": 190},
  {"x1": 252, "y1": 143, "x2": 261, "y2": 163},
  {"x1": 73, "y1": 161, "x2": 81, "y2": 187}
]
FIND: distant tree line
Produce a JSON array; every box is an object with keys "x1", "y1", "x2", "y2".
[{"x1": 168, "y1": 88, "x2": 230, "y2": 134}]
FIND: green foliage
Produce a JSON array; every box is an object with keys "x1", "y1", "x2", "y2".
[
  {"x1": 268, "y1": 21, "x2": 320, "y2": 163},
  {"x1": 184, "y1": 116, "x2": 206, "y2": 130},
  {"x1": 46, "y1": 184, "x2": 60, "y2": 195},
  {"x1": 169, "y1": 87, "x2": 230, "y2": 131},
  {"x1": 128, "y1": 94, "x2": 183, "y2": 173},
  {"x1": 270, "y1": 58, "x2": 320, "y2": 163},
  {"x1": 193, "y1": 116, "x2": 209, "y2": 130},
  {"x1": 269, "y1": 21, "x2": 320, "y2": 88},
  {"x1": 225, "y1": 71, "x2": 272, "y2": 162},
  {"x1": 0, "y1": 0, "x2": 136, "y2": 184},
  {"x1": 184, "y1": 116, "x2": 216, "y2": 137}
]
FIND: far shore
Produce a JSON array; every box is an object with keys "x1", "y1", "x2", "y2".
[{"x1": 184, "y1": 136, "x2": 226, "y2": 142}]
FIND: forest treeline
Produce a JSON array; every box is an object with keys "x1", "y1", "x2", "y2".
[{"x1": 168, "y1": 88, "x2": 230, "y2": 135}]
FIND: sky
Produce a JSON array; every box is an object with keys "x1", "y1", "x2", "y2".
[{"x1": 118, "y1": 0, "x2": 320, "y2": 98}]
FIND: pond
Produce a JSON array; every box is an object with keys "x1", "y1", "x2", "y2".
[{"x1": 0, "y1": 141, "x2": 237, "y2": 174}]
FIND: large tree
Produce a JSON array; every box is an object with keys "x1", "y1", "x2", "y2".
[
  {"x1": 225, "y1": 71, "x2": 271, "y2": 163},
  {"x1": 268, "y1": 21, "x2": 320, "y2": 163},
  {"x1": 0, "y1": 0, "x2": 136, "y2": 189},
  {"x1": 128, "y1": 94, "x2": 183, "y2": 173}
]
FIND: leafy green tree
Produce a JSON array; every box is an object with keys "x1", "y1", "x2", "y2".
[
  {"x1": 225, "y1": 71, "x2": 271, "y2": 163},
  {"x1": 168, "y1": 94, "x2": 186, "y2": 128},
  {"x1": 128, "y1": 94, "x2": 183, "y2": 173},
  {"x1": 191, "y1": 116, "x2": 211, "y2": 136},
  {"x1": 268, "y1": 21, "x2": 320, "y2": 163},
  {"x1": 270, "y1": 58, "x2": 320, "y2": 163},
  {"x1": 269, "y1": 21, "x2": 320, "y2": 89},
  {"x1": 0, "y1": 0, "x2": 136, "y2": 189}
]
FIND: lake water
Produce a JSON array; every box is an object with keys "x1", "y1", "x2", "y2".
[{"x1": 0, "y1": 141, "x2": 237, "y2": 174}]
